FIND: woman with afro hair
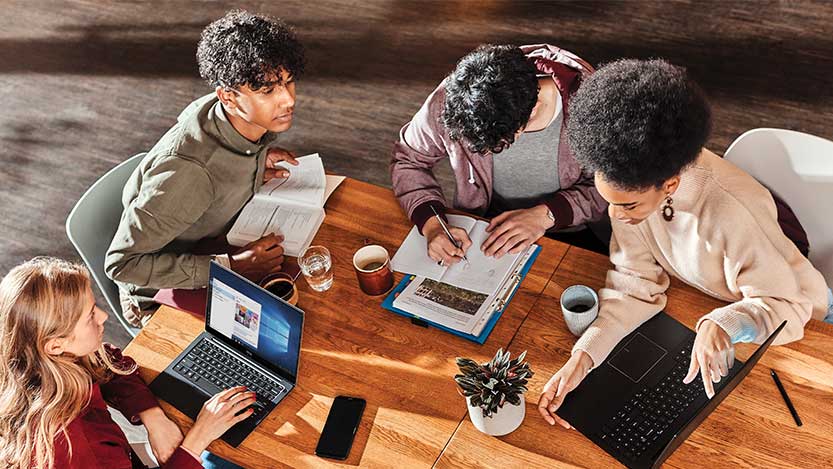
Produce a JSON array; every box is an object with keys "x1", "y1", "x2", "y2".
[{"x1": 538, "y1": 59, "x2": 831, "y2": 429}]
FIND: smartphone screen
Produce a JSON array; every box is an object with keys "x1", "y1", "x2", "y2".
[{"x1": 315, "y1": 396, "x2": 366, "y2": 460}]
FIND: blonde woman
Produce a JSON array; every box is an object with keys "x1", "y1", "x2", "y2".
[{"x1": 0, "y1": 257, "x2": 252, "y2": 469}]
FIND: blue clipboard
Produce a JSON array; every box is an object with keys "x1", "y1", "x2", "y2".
[{"x1": 381, "y1": 245, "x2": 541, "y2": 344}]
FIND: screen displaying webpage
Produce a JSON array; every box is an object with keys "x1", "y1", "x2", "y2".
[{"x1": 208, "y1": 264, "x2": 303, "y2": 377}]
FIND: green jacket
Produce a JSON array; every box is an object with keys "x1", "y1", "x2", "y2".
[{"x1": 105, "y1": 94, "x2": 274, "y2": 321}]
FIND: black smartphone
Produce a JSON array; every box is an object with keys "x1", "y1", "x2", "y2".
[{"x1": 315, "y1": 395, "x2": 366, "y2": 460}]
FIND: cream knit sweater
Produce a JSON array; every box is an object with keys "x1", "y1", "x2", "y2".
[{"x1": 573, "y1": 149, "x2": 829, "y2": 367}]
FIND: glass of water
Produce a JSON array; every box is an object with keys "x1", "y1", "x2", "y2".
[{"x1": 298, "y1": 245, "x2": 334, "y2": 292}]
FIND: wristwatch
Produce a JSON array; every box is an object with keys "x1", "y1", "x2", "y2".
[{"x1": 544, "y1": 206, "x2": 556, "y2": 226}]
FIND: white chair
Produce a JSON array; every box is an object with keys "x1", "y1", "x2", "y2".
[
  {"x1": 724, "y1": 129, "x2": 833, "y2": 286},
  {"x1": 66, "y1": 153, "x2": 146, "y2": 337}
]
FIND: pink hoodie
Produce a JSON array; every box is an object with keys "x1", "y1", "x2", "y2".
[{"x1": 390, "y1": 44, "x2": 607, "y2": 232}]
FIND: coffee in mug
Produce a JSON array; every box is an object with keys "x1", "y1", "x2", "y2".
[
  {"x1": 353, "y1": 245, "x2": 394, "y2": 296},
  {"x1": 259, "y1": 272, "x2": 299, "y2": 305},
  {"x1": 560, "y1": 285, "x2": 599, "y2": 337}
]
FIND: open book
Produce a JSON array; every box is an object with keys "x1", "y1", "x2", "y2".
[
  {"x1": 226, "y1": 153, "x2": 344, "y2": 256},
  {"x1": 389, "y1": 214, "x2": 538, "y2": 337}
]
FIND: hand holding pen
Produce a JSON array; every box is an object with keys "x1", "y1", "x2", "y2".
[{"x1": 423, "y1": 206, "x2": 472, "y2": 267}]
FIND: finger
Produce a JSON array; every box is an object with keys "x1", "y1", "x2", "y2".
[
  {"x1": 537, "y1": 392, "x2": 556, "y2": 425},
  {"x1": 233, "y1": 407, "x2": 256, "y2": 424},
  {"x1": 683, "y1": 353, "x2": 699, "y2": 384},
  {"x1": 547, "y1": 391, "x2": 571, "y2": 429},
  {"x1": 264, "y1": 168, "x2": 291, "y2": 180},
  {"x1": 481, "y1": 228, "x2": 503, "y2": 253},
  {"x1": 483, "y1": 224, "x2": 514, "y2": 255},
  {"x1": 282, "y1": 151, "x2": 299, "y2": 165},
  {"x1": 267, "y1": 258, "x2": 285, "y2": 274},
  {"x1": 267, "y1": 148, "x2": 299, "y2": 166},
  {"x1": 227, "y1": 391, "x2": 257, "y2": 409},
  {"x1": 257, "y1": 233, "x2": 285, "y2": 247},
  {"x1": 727, "y1": 347, "x2": 735, "y2": 370},
  {"x1": 509, "y1": 239, "x2": 532, "y2": 255},
  {"x1": 700, "y1": 357, "x2": 715, "y2": 398},
  {"x1": 494, "y1": 234, "x2": 526, "y2": 259},
  {"x1": 709, "y1": 359, "x2": 723, "y2": 383},
  {"x1": 486, "y1": 212, "x2": 510, "y2": 232},
  {"x1": 487, "y1": 229, "x2": 521, "y2": 257},
  {"x1": 214, "y1": 386, "x2": 248, "y2": 402},
  {"x1": 716, "y1": 350, "x2": 729, "y2": 377},
  {"x1": 457, "y1": 232, "x2": 473, "y2": 252}
]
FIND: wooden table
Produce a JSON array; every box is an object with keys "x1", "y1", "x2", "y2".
[
  {"x1": 435, "y1": 246, "x2": 833, "y2": 468},
  {"x1": 124, "y1": 178, "x2": 568, "y2": 468}
]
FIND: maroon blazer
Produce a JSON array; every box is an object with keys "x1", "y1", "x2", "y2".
[{"x1": 50, "y1": 346, "x2": 201, "y2": 469}]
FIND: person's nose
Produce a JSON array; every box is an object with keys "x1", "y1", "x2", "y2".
[
  {"x1": 609, "y1": 205, "x2": 627, "y2": 221},
  {"x1": 97, "y1": 307, "x2": 109, "y2": 325},
  {"x1": 276, "y1": 85, "x2": 295, "y2": 109}
]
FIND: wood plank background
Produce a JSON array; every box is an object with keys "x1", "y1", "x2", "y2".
[{"x1": 2, "y1": 0, "x2": 832, "y2": 347}]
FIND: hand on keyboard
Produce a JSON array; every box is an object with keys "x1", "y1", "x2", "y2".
[
  {"x1": 181, "y1": 386, "x2": 257, "y2": 455},
  {"x1": 683, "y1": 319, "x2": 734, "y2": 398},
  {"x1": 538, "y1": 350, "x2": 594, "y2": 429}
]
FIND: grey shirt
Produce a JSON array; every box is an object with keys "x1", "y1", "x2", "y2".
[
  {"x1": 491, "y1": 99, "x2": 563, "y2": 211},
  {"x1": 105, "y1": 94, "x2": 274, "y2": 321}
]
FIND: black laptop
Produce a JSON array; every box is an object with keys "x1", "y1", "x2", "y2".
[
  {"x1": 150, "y1": 261, "x2": 304, "y2": 447},
  {"x1": 557, "y1": 311, "x2": 785, "y2": 469}
]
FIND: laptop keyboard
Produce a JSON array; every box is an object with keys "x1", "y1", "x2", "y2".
[
  {"x1": 173, "y1": 338, "x2": 286, "y2": 420},
  {"x1": 599, "y1": 339, "x2": 703, "y2": 462}
]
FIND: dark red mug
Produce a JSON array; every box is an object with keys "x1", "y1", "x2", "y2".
[{"x1": 353, "y1": 245, "x2": 394, "y2": 296}]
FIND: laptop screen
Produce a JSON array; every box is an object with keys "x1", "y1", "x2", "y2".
[{"x1": 205, "y1": 262, "x2": 303, "y2": 381}]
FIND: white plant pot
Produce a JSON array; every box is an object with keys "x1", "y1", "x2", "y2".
[{"x1": 466, "y1": 395, "x2": 526, "y2": 436}]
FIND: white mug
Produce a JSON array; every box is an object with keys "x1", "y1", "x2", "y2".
[{"x1": 560, "y1": 285, "x2": 599, "y2": 337}]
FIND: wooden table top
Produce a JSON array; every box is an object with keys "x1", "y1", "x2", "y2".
[
  {"x1": 435, "y1": 246, "x2": 833, "y2": 469},
  {"x1": 124, "y1": 178, "x2": 568, "y2": 468}
]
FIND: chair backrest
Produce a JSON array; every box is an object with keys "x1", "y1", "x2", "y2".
[
  {"x1": 65, "y1": 153, "x2": 146, "y2": 337},
  {"x1": 724, "y1": 128, "x2": 833, "y2": 285}
]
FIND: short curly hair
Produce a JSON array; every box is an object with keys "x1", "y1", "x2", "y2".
[
  {"x1": 197, "y1": 10, "x2": 305, "y2": 91},
  {"x1": 567, "y1": 59, "x2": 711, "y2": 190},
  {"x1": 442, "y1": 45, "x2": 539, "y2": 155}
]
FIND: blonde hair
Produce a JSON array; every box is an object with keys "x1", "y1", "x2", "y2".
[{"x1": 0, "y1": 257, "x2": 133, "y2": 469}]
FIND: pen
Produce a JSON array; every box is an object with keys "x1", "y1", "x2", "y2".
[
  {"x1": 429, "y1": 206, "x2": 469, "y2": 263},
  {"x1": 770, "y1": 369, "x2": 802, "y2": 427}
]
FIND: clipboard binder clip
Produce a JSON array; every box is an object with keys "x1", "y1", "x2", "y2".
[{"x1": 492, "y1": 273, "x2": 522, "y2": 312}]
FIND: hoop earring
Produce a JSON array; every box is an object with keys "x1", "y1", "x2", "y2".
[{"x1": 661, "y1": 196, "x2": 675, "y2": 222}]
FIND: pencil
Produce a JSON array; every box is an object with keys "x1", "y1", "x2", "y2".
[
  {"x1": 429, "y1": 206, "x2": 469, "y2": 263},
  {"x1": 770, "y1": 369, "x2": 802, "y2": 427}
]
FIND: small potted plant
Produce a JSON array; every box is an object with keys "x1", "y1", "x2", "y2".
[{"x1": 454, "y1": 348, "x2": 533, "y2": 436}]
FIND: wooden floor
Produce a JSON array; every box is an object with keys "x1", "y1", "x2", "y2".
[{"x1": 1, "y1": 0, "x2": 832, "y2": 348}]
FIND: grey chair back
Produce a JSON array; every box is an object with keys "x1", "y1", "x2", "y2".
[{"x1": 66, "y1": 153, "x2": 145, "y2": 337}]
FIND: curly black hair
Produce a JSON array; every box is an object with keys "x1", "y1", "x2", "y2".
[
  {"x1": 442, "y1": 44, "x2": 539, "y2": 155},
  {"x1": 197, "y1": 10, "x2": 305, "y2": 91},
  {"x1": 567, "y1": 59, "x2": 711, "y2": 190}
]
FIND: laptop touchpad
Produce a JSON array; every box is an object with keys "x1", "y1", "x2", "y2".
[{"x1": 607, "y1": 333, "x2": 666, "y2": 382}]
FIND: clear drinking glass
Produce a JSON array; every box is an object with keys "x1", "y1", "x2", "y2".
[{"x1": 298, "y1": 245, "x2": 334, "y2": 292}]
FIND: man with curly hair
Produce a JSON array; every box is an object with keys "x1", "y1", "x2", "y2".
[
  {"x1": 390, "y1": 44, "x2": 608, "y2": 266},
  {"x1": 106, "y1": 10, "x2": 305, "y2": 328},
  {"x1": 537, "y1": 59, "x2": 830, "y2": 430}
]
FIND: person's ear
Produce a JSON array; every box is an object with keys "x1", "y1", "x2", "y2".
[
  {"x1": 44, "y1": 337, "x2": 65, "y2": 356},
  {"x1": 216, "y1": 86, "x2": 239, "y2": 110},
  {"x1": 663, "y1": 176, "x2": 681, "y2": 197}
]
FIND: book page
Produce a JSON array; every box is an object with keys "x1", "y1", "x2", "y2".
[
  {"x1": 226, "y1": 198, "x2": 324, "y2": 256},
  {"x1": 324, "y1": 175, "x2": 346, "y2": 204},
  {"x1": 392, "y1": 277, "x2": 494, "y2": 334},
  {"x1": 438, "y1": 220, "x2": 523, "y2": 295},
  {"x1": 389, "y1": 214, "x2": 478, "y2": 280},
  {"x1": 258, "y1": 153, "x2": 326, "y2": 206}
]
